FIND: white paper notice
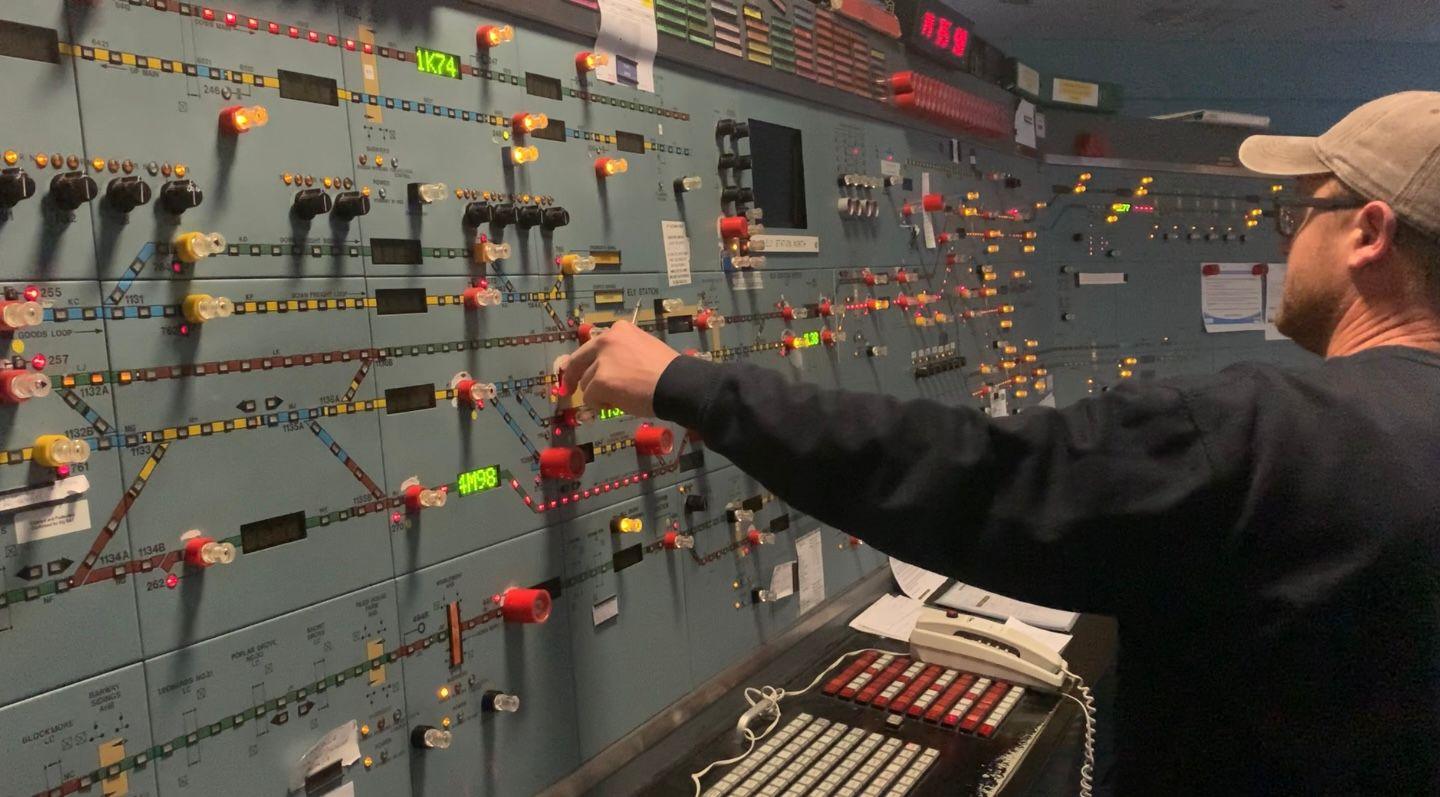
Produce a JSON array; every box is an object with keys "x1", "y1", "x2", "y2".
[
  {"x1": 1201, "y1": 263, "x2": 1267, "y2": 332},
  {"x1": 15, "y1": 499, "x2": 91, "y2": 544},
  {"x1": 889, "y1": 557, "x2": 947, "y2": 603},
  {"x1": 935, "y1": 582, "x2": 1079, "y2": 632},
  {"x1": 795, "y1": 530, "x2": 825, "y2": 615},
  {"x1": 849, "y1": 594, "x2": 925, "y2": 642},
  {"x1": 661, "y1": 220, "x2": 691, "y2": 287},
  {"x1": 292, "y1": 720, "x2": 361, "y2": 791},
  {"x1": 1014, "y1": 99, "x2": 1037, "y2": 149},
  {"x1": 593, "y1": 0, "x2": 658, "y2": 92},
  {"x1": 1265, "y1": 262, "x2": 1289, "y2": 340},
  {"x1": 1003, "y1": 616, "x2": 1072, "y2": 654},
  {"x1": 769, "y1": 562, "x2": 797, "y2": 600},
  {"x1": 592, "y1": 595, "x2": 620, "y2": 626}
]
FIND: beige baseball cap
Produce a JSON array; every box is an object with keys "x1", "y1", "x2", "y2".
[{"x1": 1239, "y1": 91, "x2": 1440, "y2": 239}]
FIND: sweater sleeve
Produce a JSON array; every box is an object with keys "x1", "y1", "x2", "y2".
[{"x1": 653, "y1": 356, "x2": 1249, "y2": 614}]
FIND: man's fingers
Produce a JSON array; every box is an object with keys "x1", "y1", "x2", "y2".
[
  {"x1": 562, "y1": 337, "x2": 603, "y2": 394},
  {"x1": 576, "y1": 359, "x2": 602, "y2": 398}
]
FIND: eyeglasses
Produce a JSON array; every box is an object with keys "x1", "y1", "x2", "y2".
[{"x1": 1268, "y1": 196, "x2": 1367, "y2": 237}]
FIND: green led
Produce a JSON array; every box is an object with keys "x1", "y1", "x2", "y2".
[
  {"x1": 597, "y1": 407, "x2": 626, "y2": 421},
  {"x1": 416, "y1": 46, "x2": 460, "y2": 79},
  {"x1": 801, "y1": 331, "x2": 821, "y2": 348},
  {"x1": 456, "y1": 465, "x2": 500, "y2": 496},
  {"x1": 1111, "y1": 202, "x2": 1132, "y2": 214}
]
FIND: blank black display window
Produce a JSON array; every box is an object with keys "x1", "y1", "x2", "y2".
[{"x1": 748, "y1": 119, "x2": 808, "y2": 229}]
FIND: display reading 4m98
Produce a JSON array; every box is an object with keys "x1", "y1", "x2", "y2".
[{"x1": 909, "y1": 0, "x2": 974, "y2": 66}]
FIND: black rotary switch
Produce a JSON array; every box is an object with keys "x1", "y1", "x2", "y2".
[
  {"x1": 49, "y1": 172, "x2": 98, "y2": 211},
  {"x1": 159, "y1": 180, "x2": 204, "y2": 215},
  {"x1": 490, "y1": 202, "x2": 518, "y2": 227},
  {"x1": 105, "y1": 176, "x2": 152, "y2": 213},
  {"x1": 721, "y1": 186, "x2": 754, "y2": 204},
  {"x1": 332, "y1": 191, "x2": 370, "y2": 220},
  {"x1": 463, "y1": 201, "x2": 493, "y2": 227},
  {"x1": 718, "y1": 153, "x2": 752, "y2": 171},
  {"x1": 292, "y1": 188, "x2": 332, "y2": 220},
  {"x1": 0, "y1": 168, "x2": 37, "y2": 208},
  {"x1": 516, "y1": 204, "x2": 544, "y2": 229},
  {"x1": 541, "y1": 206, "x2": 570, "y2": 230},
  {"x1": 716, "y1": 118, "x2": 749, "y2": 138}
]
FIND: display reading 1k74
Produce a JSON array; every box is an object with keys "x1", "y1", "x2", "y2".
[{"x1": 416, "y1": 46, "x2": 460, "y2": 79}]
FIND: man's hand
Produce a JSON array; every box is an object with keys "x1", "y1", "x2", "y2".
[{"x1": 560, "y1": 320, "x2": 680, "y2": 417}]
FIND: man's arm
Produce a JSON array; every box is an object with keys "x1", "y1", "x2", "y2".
[{"x1": 563, "y1": 322, "x2": 1250, "y2": 615}]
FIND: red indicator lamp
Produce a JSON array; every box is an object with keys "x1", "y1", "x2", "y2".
[
  {"x1": 220, "y1": 105, "x2": 269, "y2": 135},
  {"x1": 915, "y1": 4, "x2": 971, "y2": 61},
  {"x1": 501, "y1": 587, "x2": 552, "y2": 624},
  {"x1": 576, "y1": 51, "x2": 609, "y2": 72},
  {"x1": 477, "y1": 24, "x2": 514, "y2": 48}
]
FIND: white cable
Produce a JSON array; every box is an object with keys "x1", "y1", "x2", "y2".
[
  {"x1": 1060, "y1": 668, "x2": 1096, "y2": 797},
  {"x1": 690, "y1": 647, "x2": 902, "y2": 796}
]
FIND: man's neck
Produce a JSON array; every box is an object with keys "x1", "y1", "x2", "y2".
[{"x1": 1326, "y1": 300, "x2": 1440, "y2": 357}]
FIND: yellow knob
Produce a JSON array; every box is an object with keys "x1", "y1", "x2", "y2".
[
  {"x1": 183, "y1": 294, "x2": 234, "y2": 324},
  {"x1": 33, "y1": 434, "x2": 90, "y2": 468},
  {"x1": 174, "y1": 231, "x2": 226, "y2": 264}
]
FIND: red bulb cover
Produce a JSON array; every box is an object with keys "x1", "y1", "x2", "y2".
[
  {"x1": 502, "y1": 587, "x2": 552, "y2": 624},
  {"x1": 719, "y1": 216, "x2": 749, "y2": 240},
  {"x1": 747, "y1": 528, "x2": 765, "y2": 546},
  {"x1": 403, "y1": 483, "x2": 426, "y2": 513},
  {"x1": 663, "y1": 531, "x2": 683, "y2": 549},
  {"x1": 577, "y1": 322, "x2": 596, "y2": 343},
  {"x1": 454, "y1": 378, "x2": 480, "y2": 406},
  {"x1": 634, "y1": 424, "x2": 674, "y2": 456},
  {"x1": 817, "y1": 299, "x2": 833, "y2": 317},
  {"x1": 922, "y1": 193, "x2": 945, "y2": 212},
  {"x1": 539, "y1": 446, "x2": 585, "y2": 480},
  {"x1": 780, "y1": 305, "x2": 795, "y2": 321}
]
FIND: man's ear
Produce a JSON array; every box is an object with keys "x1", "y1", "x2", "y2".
[{"x1": 1349, "y1": 200, "x2": 1399, "y2": 271}]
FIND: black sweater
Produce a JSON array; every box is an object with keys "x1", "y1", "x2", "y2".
[{"x1": 654, "y1": 346, "x2": 1440, "y2": 795}]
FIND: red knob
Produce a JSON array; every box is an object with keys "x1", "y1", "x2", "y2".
[
  {"x1": 695, "y1": 309, "x2": 723, "y2": 330},
  {"x1": 901, "y1": 202, "x2": 914, "y2": 217},
  {"x1": 501, "y1": 587, "x2": 552, "y2": 624},
  {"x1": 662, "y1": 531, "x2": 689, "y2": 550},
  {"x1": 185, "y1": 536, "x2": 217, "y2": 567},
  {"x1": 848, "y1": 535, "x2": 862, "y2": 548},
  {"x1": 862, "y1": 269, "x2": 877, "y2": 287},
  {"x1": 954, "y1": 286, "x2": 972, "y2": 299},
  {"x1": 747, "y1": 528, "x2": 773, "y2": 546},
  {"x1": 539, "y1": 446, "x2": 585, "y2": 480},
  {"x1": 454, "y1": 378, "x2": 483, "y2": 407},
  {"x1": 887, "y1": 71, "x2": 916, "y2": 94},
  {"x1": 780, "y1": 305, "x2": 795, "y2": 321},
  {"x1": 0, "y1": 369, "x2": 50, "y2": 404},
  {"x1": 782, "y1": 331, "x2": 801, "y2": 351},
  {"x1": 817, "y1": 299, "x2": 833, "y2": 317},
  {"x1": 922, "y1": 193, "x2": 945, "y2": 212},
  {"x1": 935, "y1": 233, "x2": 951, "y2": 244},
  {"x1": 895, "y1": 294, "x2": 913, "y2": 310},
  {"x1": 895, "y1": 270, "x2": 912, "y2": 284},
  {"x1": 634, "y1": 424, "x2": 674, "y2": 456},
  {"x1": 577, "y1": 322, "x2": 597, "y2": 343},
  {"x1": 719, "y1": 216, "x2": 749, "y2": 240},
  {"x1": 821, "y1": 329, "x2": 837, "y2": 347},
  {"x1": 866, "y1": 298, "x2": 881, "y2": 312}
]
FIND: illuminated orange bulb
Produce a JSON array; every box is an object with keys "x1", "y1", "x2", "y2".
[
  {"x1": 1271, "y1": 184, "x2": 1284, "y2": 193},
  {"x1": 2, "y1": 150, "x2": 16, "y2": 166},
  {"x1": 1022, "y1": 244, "x2": 1037, "y2": 254},
  {"x1": 966, "y1": 191, "x2": 980, "y2": 201},
  {"x1": 509, "y1": 145, "x2": 539, "y2": 165},
  {"x1": 1000, "y1": 304, "x2": 1015, "y2": 313},
  {"x1": 1246, "y1": 219, "x2": 1260, "y2": 228},
  {"x1": 1033, "y1": 367, "x2": 1048, "y2": 377},
  {"x1": 1140, "y1": 176, "x2": 1154, "y2": 185},
  {"x1": 576, "y1": 50, "x2": 609, "y2": 71},
  {"x1": 512, "y1": 112, "x2": 549, "y2": 133},
  {"x1": 595, "y1": 156, "x2": 628, "y2": 178},
  {"x1": 1106, "y1": 214, "x2": 1120, "y2": 224},
  {"x1": 1119, "y1": 369, "x2": 1134, "y2": 379},
  {"x1": 437, "y1": 685, "x2": 452, "y2": 700},
  {"x1": 1022, "y1": 353, "x2": 1038, "y2": 363},
  {"x1": 1134, "y1": 187, "x2": 1149, "y2": 197},
  {"x1": 477, "y1": 24, "x2": 513, "y2": 48},
  {"x1": 1078, "y1": 172, "x2": 1093, "y2": 182},
  {"x1": 984, "y1": 229, "x2": 1003, "y2": 239},
  {"x1": 999, "y1": 319, "x2": 1014, "y2": 329},
  {"x1": 1122, "y1": 356, "x2": 1138, "y2": 366},
  {"x1": 1011, "y1": 270, "x2": 1027, "y2": 279},
  {"x1": 1073, "y1": 184, "x2": 1087, "y2": 194},
  {"x1": 1248, "y1": 208, "x2": 1264, "y2": 218},
  {"x1": 221, "y1": 104, "x2": 269, "y2": 134},
  {"x1": 985, "y1": 244, "x2": 1001, "y2": 254}
]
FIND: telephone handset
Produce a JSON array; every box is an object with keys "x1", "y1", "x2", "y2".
[{"x1": 908, "y1": 607, "x2": 1067, "y2": 690}]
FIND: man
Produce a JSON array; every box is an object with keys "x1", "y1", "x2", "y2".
[{"x1": 561, "y1": 92, "x2": 1440, "y2": 793}]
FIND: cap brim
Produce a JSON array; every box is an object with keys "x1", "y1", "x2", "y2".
[{"x1": 1238, "y1": 135, "x2": 1328, "y2": 176}]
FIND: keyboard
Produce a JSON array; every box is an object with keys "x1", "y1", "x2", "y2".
[
  {"x1": 823, "y1": 653, "x2": 1026, "y2": 737},
  {"x1": 702, "y1": 713, "x2": 938, "y2": 797}
]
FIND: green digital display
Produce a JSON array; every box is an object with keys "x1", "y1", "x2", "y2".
[
  {"x1": 801, "y1": 331, "x2": 821, "y2": 348},
  {"x1": 415, "y1": 46, "x2": 460, "y2": 79},
  {"x1": 597, "y1": 407, "x2": 626, "y2": 421},
  {"x1": 456, "y1": 465, "x2": 500, "y2": 496}
]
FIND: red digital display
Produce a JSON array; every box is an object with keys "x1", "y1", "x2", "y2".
[{"x1": 910, "y1": 0, "x2": 973, "y2": 65}]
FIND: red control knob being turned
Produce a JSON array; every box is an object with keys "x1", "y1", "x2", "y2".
[
  {"x1": 634, "y1": 423, "x2": 674, "y2": 456},
  {"x1": 719, "y1": 216, "x2": 749, "y2": 240},
  {"x1": 576, "y1": 322, "x2": 600, "y2": 344},
  {"x1": 539, "y1": 446, "x2": 586, "y2": 480},
  {"x1": 0, "y1": 369, "x2": 51, "y2": 404},
  {"x1": 501, "y1": 587, "x2": 552, "y2": 624}
]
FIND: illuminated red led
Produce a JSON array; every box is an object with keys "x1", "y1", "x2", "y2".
[
  {"x1": 165, "y1": 573, "x2": 179, "y2": 589},
  {"x1": 308, "y1": 30, "x2": 320, "y2": 42},
  {"x1": 29, "y1": 354, "x2": 46, "y2": 370},
  {"x1": 363, "y1": 43, "x2": 373, "y2": 54},
  {"x1": 289, "y1": 26, "x2": 300, "y2": 38},
  {"x1": 22, "y1": 285, "x2": 39, "y2": 302},
  {"x1": 246, "y1": 17, "x2": 258, "y2": 29},
  {"x1": 269, "y1": 22, "x2": 280, "y2": 34},
  {"x1": 326, "y1": 34, "x2": 338, "y2": 46},
  {"x1": 344, "y1": 39, "x2": 356, "y2": 51},
  {"x1": 224, "y1": 12, "x2": 237, "y2": 26},
  {"x1": 56, "y1": 464, "x2": 70, "y2": 477},
  {"x1": 201, "y1": 8, "x2": 215, "y2": 21},
  {"x1": 178, "y1": 323, "x2": 191, "y2": 336}
]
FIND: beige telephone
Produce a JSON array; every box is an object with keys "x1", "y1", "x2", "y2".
[{"x1": 908, "y1": 607, "x2": 1066, "y2": 690}]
